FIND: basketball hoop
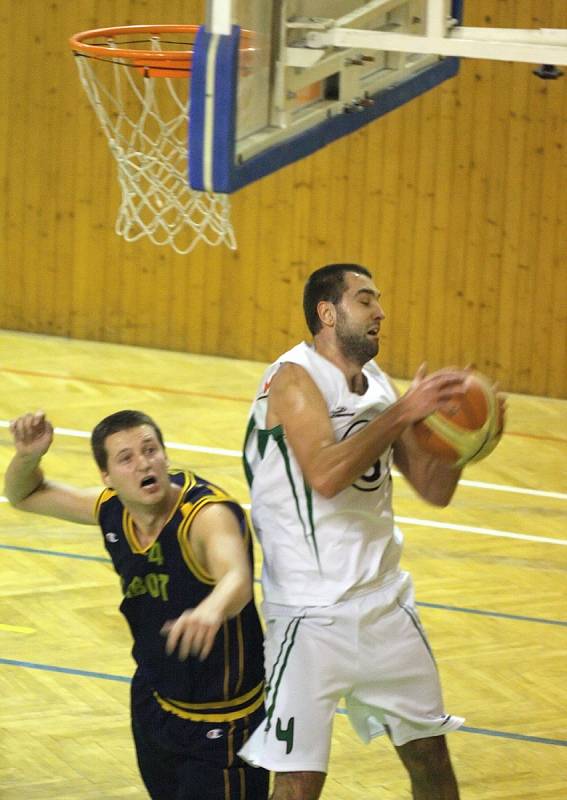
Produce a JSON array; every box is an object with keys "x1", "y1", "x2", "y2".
[{"x1": 69, "y1": 25, "x2": 236, "y2": 254}]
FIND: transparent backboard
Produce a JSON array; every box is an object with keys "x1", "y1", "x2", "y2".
[{"x1": 189, "y1": 1, "x2": 463, "y2": 192}]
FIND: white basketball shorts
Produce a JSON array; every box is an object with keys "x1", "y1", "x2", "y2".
[{"x1": 239, "y1": 571, "x2": 464, "y2": 773}]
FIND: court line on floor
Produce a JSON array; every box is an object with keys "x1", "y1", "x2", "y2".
[
  {"x1": 1, "y1": 493, "x2": 566, "y2": 547},
  {"x1": 0, "y1": 623, "x2": 35, "y2": 634},
  {"x1": 394, "y1": 515, "x2": 567, "y2": 546},
  {"x1": 0, "y1": 656, "x2": 565, "y2": 748},
  {"x1": 0, "y1": 543, "x2": 111, "y2": 562},
  {"x1": 1, "y1": 370, "x2": 566, "y2": 446},
  {"x1": 1, "y1": 420, "x2": 565, "y2": 501},
  {"x1": 0, "y1": 368, "x2": 253, "y2": 405},
  {"x1": 1, "y1": 543, "x2": 565, "y2": 627},
  {"x1": 334, "y1": 708, "x2": 567, "y2": 748},
  {"x1": 415, "y1": 601, "x2": 567, "y2": 627}
]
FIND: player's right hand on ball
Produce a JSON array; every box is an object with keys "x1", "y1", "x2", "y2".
[
  {"x1": 10, "y1": 411, "x2": 54, "y2": 457},
  {"x1": 403, "y1": 363, "x2": 468, "y2": 422}
]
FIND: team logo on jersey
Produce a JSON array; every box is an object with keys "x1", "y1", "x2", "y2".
[
  {"x1": 206, "y1": 728, "x2": 224, "y2": 740},
  {"x1": 342, "y1": 419, "x2": 389, "y2": 492},
  {"x1": 330, "y1": 406, "x2": 350, "y2": 417},
  {"x1": 105, "y1": 532, "x2": 119, "y2": 543}
]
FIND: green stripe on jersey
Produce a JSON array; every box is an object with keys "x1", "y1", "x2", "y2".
[{"x1": 264, "y1": 616, "x2": 303, "y2": 733}]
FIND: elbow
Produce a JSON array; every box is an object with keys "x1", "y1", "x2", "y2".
[
  {"x1": 317, "y1": 485, "x2": 341, "y2": 500},
  {"x1": 4, "y1": 490, "x2": 25, "y2": 510},
  {"x1": 4, "y1": 488, "x2": 36, "y2": 511},
  {"x1": 424, "y1": 487, "x2": 457, "y2": 508},
  {"x1": 309, "y1": 475, "x2": 343, "y2": 499},
  {"x1": 8, "y1": 499, "x2": 32, "y2": 512},
  {"x1": 430, "y1": 496, "x2": 452, "y2": 509}
]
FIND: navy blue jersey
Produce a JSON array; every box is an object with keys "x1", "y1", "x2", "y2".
[{"x1": 96, "y1": 470, "x2": 264, "y2": 723}]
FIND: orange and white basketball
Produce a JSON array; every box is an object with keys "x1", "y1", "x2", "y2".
[{"x1": 413, "y1": 370, "x2": 504, "y2": 467}]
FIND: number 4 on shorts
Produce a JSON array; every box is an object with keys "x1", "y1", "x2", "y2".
[{"x1": 276, "y1": 717, "x2": 295, "y2": 754}]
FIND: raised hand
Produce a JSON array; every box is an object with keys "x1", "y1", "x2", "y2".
[{"x1": 10, "y1": 411, "x2": 54, "y2": 459}]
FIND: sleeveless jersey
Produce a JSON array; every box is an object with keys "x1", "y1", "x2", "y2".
[
  {"x1": 243, "y1": 342, "x2": 404, "y2": 606},
  {"x1": 96, "y1": 470, "x2": 264, "y2": 722}
]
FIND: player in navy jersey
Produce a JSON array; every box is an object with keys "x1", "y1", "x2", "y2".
[{"x1": 4, "y1": 409, "x2": 268, "y2": 800}]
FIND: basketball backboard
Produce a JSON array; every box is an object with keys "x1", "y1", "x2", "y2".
[{"x1": 189, "y1": 1, "x2": 464, "y2": 193}]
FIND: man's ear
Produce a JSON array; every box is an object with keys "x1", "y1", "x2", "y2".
[
  {"x1": 317, "y1": 300, "x2": 336, "y2": 329},
  {"x1": 101, "y1": 471, "x2": 113, "y2": 489}
]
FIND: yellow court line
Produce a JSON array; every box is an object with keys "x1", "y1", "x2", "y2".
[{"x1": 0, "y1": 623, "x2": 36, "y2": 634}]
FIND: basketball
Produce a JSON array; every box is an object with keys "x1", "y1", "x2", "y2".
[{"x1": 413, "y1": 370, "x2": 504, "y2": 467}]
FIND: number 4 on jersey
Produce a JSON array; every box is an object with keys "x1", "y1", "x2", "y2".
[
  {"x1": 147, "y1": 542, "x2": 164, "y2": 566},
  {"x1": 276, "y1": 716, "x2": 295, "y2": 754}
]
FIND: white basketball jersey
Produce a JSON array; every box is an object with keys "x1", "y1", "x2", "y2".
[{"x1": 244, "y1": 342, "x2": 404, "y2": 605}]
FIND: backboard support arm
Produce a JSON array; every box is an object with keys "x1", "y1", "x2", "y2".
[
  {"x1": 190, "y1": 1, "x2": 565, "y2": 195},
  {"x1": 304, "y1": 25, "x2": 567, "y2": 67}
]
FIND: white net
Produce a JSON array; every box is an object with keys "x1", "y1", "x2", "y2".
[{"x1": 73, "y1": 33, "x2": 236, "y2": 254}]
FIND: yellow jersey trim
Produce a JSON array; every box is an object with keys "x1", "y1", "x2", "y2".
[
  {"x1": 177, "y1": 491, "x2": 250, "y2": 585},
  {"x1": 158, "y1": 680, "x2": 264, "y2": 710},
  {"x1": 177, "y1": 504, "x2": 216, "y2": 584},
  {"x1": 153, "y1": 681, "x2": 264, "y2": 722},
  {"x1": 123, "y1": 471, "x2": 194, "y2": 554},
  {"x1": 95, "y1": 487, "x2": 116, "y2": 519}
]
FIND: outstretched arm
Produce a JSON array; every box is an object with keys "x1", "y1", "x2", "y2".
[
  {"x1": 4, "y1": 411, "x2": 100, "y2": 524},
  {"x1": 266, "y1": 362, "x2": 467, "y2": 498},
  {"x1": 162, "y1": 502, "x2": 253, "y2": 661}
]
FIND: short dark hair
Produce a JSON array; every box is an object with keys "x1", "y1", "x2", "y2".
[
  {"x1": 91, "y1": 410, "x2": 165, "y2": 471},
  {"x1": 303, "y1": 263, "x2": 372, "y2": 335}
]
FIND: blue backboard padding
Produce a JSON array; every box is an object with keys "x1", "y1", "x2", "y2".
[
  {"x1": 189, "y1": 26, "x2": 240, "y2": 193},
  {"x1": 226, "y1": 57, "x2": 459, "y2": 192},
  {"x1": 211, "y1": 28, "x2": 239, "y2": 191},
  {"x1": 189, "y1": 1, "x2": 464, "y2": 194},
  {"x1": 188, "y1": 25, "x2": 209, "y2": 191}
]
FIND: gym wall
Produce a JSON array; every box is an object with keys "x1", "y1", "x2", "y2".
[{"x1": 0, "y1": 0, "x2": 565, "y2": 397}]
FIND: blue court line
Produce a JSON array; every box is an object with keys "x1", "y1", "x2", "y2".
[
  {"x1": 415, "y1": 600, "x2": 567, "y2": 628},
  {"x1": 1, "y1": 657, "x2": 565, "y2": 748},
  {"x1": 0, "y1": 543, "x2": 110, "y2": 563},
  {"x1": 457, "y1": 726, "x2": 567, "y2": 747},
  {"x1": 0, "y1": 657, "x2": 130, "y2": 683},
  {"x1": 2, "y1": 542, "x2": 566, "y2": 628}
]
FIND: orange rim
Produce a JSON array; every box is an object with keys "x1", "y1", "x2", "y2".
[
  {"x1": 69, "y1": 25, "x2": 198, "y2": 69},
  {"x1": 69, "y1": 24, "x2": 256, "y2": 76}
]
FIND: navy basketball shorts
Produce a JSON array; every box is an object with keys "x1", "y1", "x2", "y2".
[{"x1": 131, "y1": 673, "x2": 269, "y2": 799}]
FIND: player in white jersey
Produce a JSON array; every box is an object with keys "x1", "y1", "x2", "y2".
[
  {"x1": 239, "y1": 264, "x2": 478, "y2": 800},
  {"x1": 244, "y1": 340, "x2": 404, "y2": 607}
]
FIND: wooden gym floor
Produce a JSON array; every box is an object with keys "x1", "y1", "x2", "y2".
[{"x1": 0, "y1": 329, "x2": 565, "y2": 799}]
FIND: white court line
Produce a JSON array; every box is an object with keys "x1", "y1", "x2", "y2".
[
  {"x1": 453, "y1": 477, "x2": 567, "y2": 501},
  {"x1": 1, "y1": 420, "x2": 565, "y2": 505},
  {"x1": 394, "y1": 516, "x2": 567, "y2": 546},
  {"x1": 236, "y1": 502, "x2": 567, "y2": 547},
  {"x1": 0, "y1": 421, "x2": 242, "y2": 458},
  {"x1": 1, "y1": 491, "x2": 565, "y2": 545}
]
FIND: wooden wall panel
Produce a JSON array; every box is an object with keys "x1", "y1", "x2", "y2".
[{"x1": 0, "y1": 0, "x2": 566, "y2": 397}]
